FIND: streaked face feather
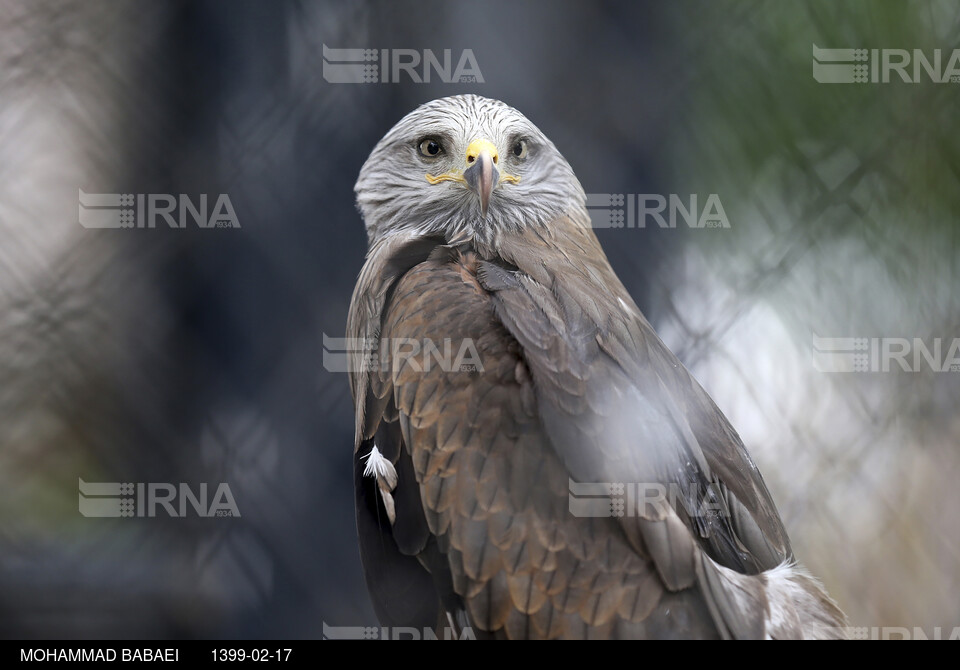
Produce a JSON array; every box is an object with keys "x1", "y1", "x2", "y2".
[{"x1": 355, "y1": 95, "x2": 585, "y2": 250}]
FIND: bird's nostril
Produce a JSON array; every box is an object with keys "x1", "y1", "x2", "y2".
[
  {"x1": 493, "y1": 155, "x2": 498, "y2": 165},
  {"x1": 467, "y1": 155, "x2": 475, "y2": 164}
]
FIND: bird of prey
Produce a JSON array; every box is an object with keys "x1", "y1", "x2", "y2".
[{"x1": 347, "y1": 94, "x2": 846, "y2": 639}]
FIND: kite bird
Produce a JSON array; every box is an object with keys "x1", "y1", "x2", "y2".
[{"x1": 347, "y1": 95, "x2": 846, "y2": 639}]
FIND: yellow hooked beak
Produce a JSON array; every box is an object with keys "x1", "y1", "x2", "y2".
[{"x1": 426, "y1": 138, "x2": 520, "y2": 217}]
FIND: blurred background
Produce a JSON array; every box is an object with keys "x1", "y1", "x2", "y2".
[{"x1": 1, "y1": 0, "x2": 957, "y2": 638}]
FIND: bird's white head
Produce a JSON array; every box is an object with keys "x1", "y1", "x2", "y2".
[{"x1": 355, "y1": 95, "x2": 585, "y2": 248}]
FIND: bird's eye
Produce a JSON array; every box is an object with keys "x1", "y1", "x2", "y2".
[
  {"x1": 418, "y1": 138, "x2": 443, "y2": 158},
  {"x1": 512, "y1": 139, "x2": 528, "y2": 159}
]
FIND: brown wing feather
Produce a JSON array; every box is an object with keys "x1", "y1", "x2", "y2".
[
  {"x1": 487, "y1": 217, "x2": 792, "y2": 570},
  {"x1": 349, "y1": 215, "x2": 844, "y2": 638},
  {"x1": 353, "y1": 242, "x2": 719, "y2": 638}
]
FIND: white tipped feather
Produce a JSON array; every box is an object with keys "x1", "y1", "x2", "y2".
[
  {"x1": 696, "y1": 554, "x2": 849, "y2": 639},
  {"x1": 763, "y1": 562, "x2": 849, "y2": 639},
  {"x1": 362, "y1": 445, "x2": 398, "y2": 487},
  {"x1": 362, "y1": 446, "x2": 399, "y2": 523}
]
